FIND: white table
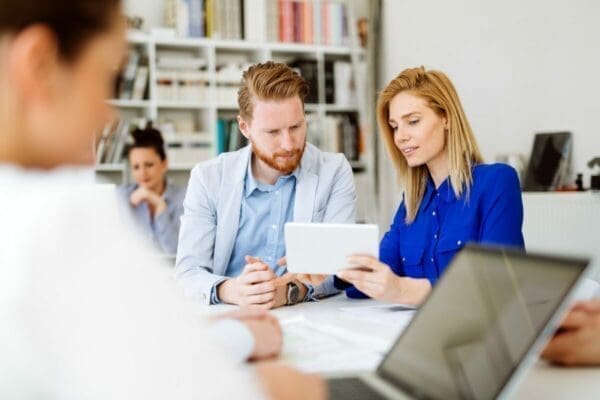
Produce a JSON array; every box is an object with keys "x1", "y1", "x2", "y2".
[{"x1": 205, "y1": 294, "x2": 600, "y2": 399}]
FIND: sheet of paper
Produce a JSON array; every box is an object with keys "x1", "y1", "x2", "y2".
[
  {"x1": 339, "y1": 304, "x2": 417, "y2": 330},
  {"x1": 278, "y1": 316, "x2": 386, "y2": 373}
]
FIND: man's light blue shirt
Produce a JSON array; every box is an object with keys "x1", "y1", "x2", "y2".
[{"x1": 211, "y1": 158, "x2": 298, "y2": 303}]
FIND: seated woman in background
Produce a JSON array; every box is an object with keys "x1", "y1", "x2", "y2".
[
  {"x1": 336, "y1": 66, "x2": 525, "y2": 305},
  {"x1": 119, "y1": 124, "x2": 185, "y2": 255}
]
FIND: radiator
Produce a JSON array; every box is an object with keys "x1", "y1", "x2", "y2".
[{"x1": 522, "y1": 192, "x2": 600, "y2": 283}]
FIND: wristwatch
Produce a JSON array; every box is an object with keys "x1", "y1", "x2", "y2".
[{"x1": 286, "y1": 281, "x2": 301, "y2": 305}]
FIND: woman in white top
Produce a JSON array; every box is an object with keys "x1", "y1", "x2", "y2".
[{"x1": 0, "y1": 0, "x2": 324, "y2": 398}]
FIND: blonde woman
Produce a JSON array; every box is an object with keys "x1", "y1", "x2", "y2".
[{"x1": 337, "y1": 66, "x2": 525, "y2": 305}]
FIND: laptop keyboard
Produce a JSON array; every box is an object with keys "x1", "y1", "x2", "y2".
[{"x1": 327, "y1": 377, "x2": 389, "y2": 400}]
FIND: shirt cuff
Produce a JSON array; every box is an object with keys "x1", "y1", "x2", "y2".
[
  {"x1": 304, "y1": 283, "x2": 315, "y2": 301},
  {"x1": 308, "y1": 276, "x2": 340, "y2": 300},
  {"x1": 208, "y1": 318, "x2": 255, "y2": 363},
  {"x1": 210, "y1": 278, "x2": 228, "y2": 305}
]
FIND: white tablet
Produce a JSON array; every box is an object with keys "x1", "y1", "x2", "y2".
[{"x1": 284, "y1": 223, "x2": 379, "y2": 274}]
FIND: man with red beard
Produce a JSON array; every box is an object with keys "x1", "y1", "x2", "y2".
[{"x1": 175, "y1": 62, "x2": 356, "y2": 309}]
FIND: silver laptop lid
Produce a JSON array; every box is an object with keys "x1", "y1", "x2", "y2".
[{"x1": 376, "y1": 245, "x2": 589, "y2": 400}]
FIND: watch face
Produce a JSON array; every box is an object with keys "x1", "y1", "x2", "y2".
[{"x1": 288, "y1": 283, "x2": 300, "y2": 304}]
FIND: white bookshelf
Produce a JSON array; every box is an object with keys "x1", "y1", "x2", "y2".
[{"x1": 97, "y1": 1, "x2": 373, "y2": 206}]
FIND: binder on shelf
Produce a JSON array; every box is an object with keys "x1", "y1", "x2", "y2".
[
  {"x1": 131, "y1": 65, "x2": 149, "y2": 101},
  {"x1": 289, "y1": 59, "x2": 318, "y2": 104},
  {"x1": 118, "y1": 49, "x2": 140, "y2": 100},
  {"x1": 216, "y1": 119, "x2": 228, "y2": 154}
]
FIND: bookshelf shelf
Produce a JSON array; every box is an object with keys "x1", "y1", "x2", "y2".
[
  {"x1": 163, "y1": 133, "x2": 213, "y2": 144},
  {"x1": 215, "y1": 103, "x2": 239, "y2": 110},
  {"x1": 95, "y1": 163, "x2": 126, "y2": 172},
  {"x1": 145, "y1": 33, "x2": 366, "y2": 57},
  {"x1": 156, "y1": 101, "x2": 211, "y2": 110},
  {"x1": 127, "y1": 31, "x2": 151, "y2": 45},
  {"x1": 168, "y1": 163, "x2": 200, "y2": 171},
  {"x1": 107, "y1": 99, "x2": 151, "y2": 108},
  {"x1": 324, "y1": 105, "x2": 359, "y2": 113}
]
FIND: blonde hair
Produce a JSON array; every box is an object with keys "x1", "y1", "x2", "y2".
[
  {"x1": 237, "y1": 61, "x2": 309, "y2": 122},
  {"x1": 377, "y1": 66, "x2": 483, "y2": 223}
]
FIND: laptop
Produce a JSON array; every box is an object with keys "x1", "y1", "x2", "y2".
[{"x1": 327, "y1": 245, "x2": 590, "y2": 400}]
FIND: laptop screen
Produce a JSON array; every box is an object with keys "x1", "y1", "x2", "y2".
[{"x1": 377, "y1": 245, "x2": 588, "y2": 400}]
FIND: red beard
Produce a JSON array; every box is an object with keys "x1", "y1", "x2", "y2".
[{"x1": 251, "y1": 140, "x2": 306, "y2": 174}]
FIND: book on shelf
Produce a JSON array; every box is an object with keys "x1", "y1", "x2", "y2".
[
  {"x1": 217, "y1": 118, "x2": 248, "y2": 154},
  {"x1": 288, "y1": 59, "x2": 318, "y2": 104},
  {"x1": 189, "y1": 0, "x2": 206, "y2": 37},
  {"x1": 279, "y1": 0, "x2": 294, "y2": 42},
  {"x1": 244, "y1": 0, "x2": 278, "y2": 42},
  {"x1": 323, "y1": 60, "x2": 357, "y2": 106},
  {"x1": 333, "y1": 61, "x2": 356, "y2": 107},
  {"x1": 310, "y1": 113, "x2": 361, "y2": 161},
  {"x1": 114, "y1": 49, "x2": 149, "y2": 101},
  {"x1": 324, "y1": 60, "x2": 335, "y2": 104},
  {"x1": 131, "y1": 65, "x2": 149, "y2": 101},
  {"x1": 120, "y1": 51, "x2": 139, "y2": 100},
  {"x1": 95, "y1": 119, "x2": 143, "y2": 165},
  {"x1": 164, "y1": 0, "x2": 348, "y2": 44}
]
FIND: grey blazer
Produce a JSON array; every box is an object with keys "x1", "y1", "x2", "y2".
[{"x1": 174, "y1": 143, "x2": 357, "y2": 304}]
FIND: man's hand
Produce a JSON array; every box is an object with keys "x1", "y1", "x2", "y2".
[
  {"x1": 214, "y1": 308, "x2": 282, "y2": 361},
  {"x1": 256, "y1": 362, "x2": 327, "y2": 400},
  {"x1": 542, "y1": 299, "x2": 600, "y2": 366},
  {"x1": 217, "y1": 256, "x2": 276, "y2": 308}
]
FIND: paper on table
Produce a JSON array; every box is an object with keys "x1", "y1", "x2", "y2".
[
  {"x1": 278, "y1": 316, "x2": 386, "y2": 373},
  {"x1": 339, "y1": 304, "x2": 417, "y2": 330}
]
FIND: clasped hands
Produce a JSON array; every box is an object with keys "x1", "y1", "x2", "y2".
[{"x1": 217, "y1": 255, "x2": 327, "y2": 308}]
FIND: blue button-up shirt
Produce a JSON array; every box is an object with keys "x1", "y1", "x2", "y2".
[
  {"x1": 211, "y1": 158, "x2": 298, "y2": 303},
  {"x1": 341, "y1": 163, "x2": 525, "y2": 298},
  {"x1": 118, "y1": 182, "x2": 185, "y2": 256}
]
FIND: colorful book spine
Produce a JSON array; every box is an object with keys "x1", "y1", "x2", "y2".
[
  {"x1": 206, "y1": 0, "x2": 214, "y2": 37},
  {"x1": 216, "y1": 119, "x2": 228, "y2": 154},
  {"x1": 188, "y1": 0, "x2": 203, "y2": 37},
  {"x1": 279, "y1": 0, "x2": 294, "y2": 42},
  {"x1": 304, "y1": 1, "x2": 313, "y2": 44}
]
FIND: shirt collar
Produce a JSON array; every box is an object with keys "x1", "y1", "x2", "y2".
[
  {"x1": 425, "y1": 174, "x2": 457, "y2": 204},
  {"x1": 244, "y1": 154, "x2": 299, "y2": 198}
]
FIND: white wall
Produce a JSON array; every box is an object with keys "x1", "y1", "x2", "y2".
[{"x1": 378, "y1": 0, "x2": 600, "y2": 226}]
